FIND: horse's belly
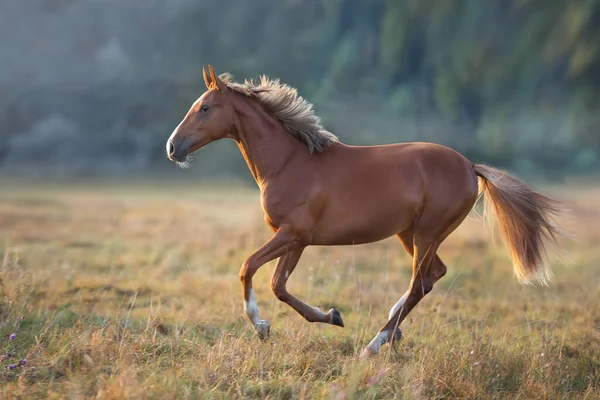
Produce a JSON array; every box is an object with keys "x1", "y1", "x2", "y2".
[{"x1": 311, "y1": 201, "x2": 419, "y2": 245}]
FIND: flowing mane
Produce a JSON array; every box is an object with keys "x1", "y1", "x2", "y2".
[{"x1": 219, "y1": 73, "x2": 339, "y2": 154}]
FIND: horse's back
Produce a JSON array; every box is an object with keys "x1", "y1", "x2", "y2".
[
  {"x1": 323, "y1": 141, "x2": 475, "y2": 185},
  {"x1": 307, "y1": 142, "x2": 478, "y2": 245}
]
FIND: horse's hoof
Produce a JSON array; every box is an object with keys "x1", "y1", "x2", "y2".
[
  {"x1": 256, "y1": 320, "x2": 270, "y2": 341},
  {"x1": 329, "y1": 308, "x2": 344, "y2": 327},
  {"x1": 391, "y1": 327, "x2": 402, "y2": 344}
]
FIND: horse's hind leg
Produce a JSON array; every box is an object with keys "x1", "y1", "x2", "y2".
[
  {"x1": 361, "y1": 234, "x2": 440, "y2": 357},
  {"x1": 271, "y1": 249, "x2": 344, "y2": 327},
  {"x1": 387, "y1": 230, "x2": 448, "y2": 322},
  {"x1": 361, "y1": 196, "x2": 473, "y2": 357},
  {"x1": 384, "y1": 258, "x2": 448, "y2": 348}
]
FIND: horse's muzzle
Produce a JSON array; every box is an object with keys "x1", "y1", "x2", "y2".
[{"x1": 166, "y1": 139, "x2": 189, "y2": 163}]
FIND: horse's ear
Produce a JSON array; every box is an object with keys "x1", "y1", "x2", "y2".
[
  {"x1": 208, "y1": 65, "x2": 226, "y2": 91},
  {"x1": 202, "y1": 65, "x2": 212, "y2": 90}
]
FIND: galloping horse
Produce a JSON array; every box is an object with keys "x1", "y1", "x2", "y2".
[{"x1": 166, "y1": 66, "x2": 565, "y2": 357}]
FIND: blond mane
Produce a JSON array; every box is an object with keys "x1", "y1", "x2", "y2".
[{"x1": 220, "y1": 73, "x2": 338, "y2": 154}]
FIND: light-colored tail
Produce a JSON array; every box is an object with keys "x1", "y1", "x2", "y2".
[{"x1": 474, "y1": 164, "x2": 566, "y2": 285}]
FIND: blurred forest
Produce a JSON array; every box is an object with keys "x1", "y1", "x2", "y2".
[{"x1": 1, "y1": 0, "x2": 599, "y2": 180}]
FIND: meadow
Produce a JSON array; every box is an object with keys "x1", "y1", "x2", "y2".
[{"x1": 0, "y1": 179, "x2": 598, "y2": 399}]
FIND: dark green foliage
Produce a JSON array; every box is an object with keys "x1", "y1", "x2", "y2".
[{"x1": 1, "y1": 0, "x2": 599, "y2": 179}]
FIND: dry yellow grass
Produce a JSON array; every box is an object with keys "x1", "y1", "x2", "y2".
[{"x1": 0, "y1": 180, "x2": 597, "y2": 399}]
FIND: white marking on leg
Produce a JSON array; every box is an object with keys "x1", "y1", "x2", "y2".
[
  {"x1": 366, "y1": 330, "x2": 390, "y2": 355},
  {"x1": 388, "y1": 293, "x2": 407, "y2": 320},
  {"x1": 244, "y1": 288, "x2": 261, "y2": 326},
  {"x1": 285, "y1": 270, "x2": 289, "y2": 279}
]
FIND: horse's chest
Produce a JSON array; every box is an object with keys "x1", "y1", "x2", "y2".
[
  {"x1": 259, "y1": 182, "x2": 319, "y2": 234},
  {"x1": 260, "y1": 191, "x2": 286, "y2": 229}
]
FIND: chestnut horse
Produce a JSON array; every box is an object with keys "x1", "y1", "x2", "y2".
[{"x1": 167, "y1": 66, "x2": 565, "y2": 357}]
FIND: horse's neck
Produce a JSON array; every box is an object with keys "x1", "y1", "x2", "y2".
[{"x1": 232, "y1": 98, "x2": 306, "y2": 185}]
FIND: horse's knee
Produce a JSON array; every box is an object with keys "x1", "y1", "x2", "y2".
[
  {"x1": 270, "y1": 281, "x2": 290, "y2": 302},
  {"x1": 239, "y1": 257, "x2": 257, "y2": 282}
]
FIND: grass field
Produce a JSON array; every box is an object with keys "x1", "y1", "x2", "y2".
[{"x1": 0, "y1": 179, "x2": 597, "y2": 399}]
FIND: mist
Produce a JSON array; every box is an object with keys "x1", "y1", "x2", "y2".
[{"x1": 1, "y1": 1, "x2": 598, "y2": 180}]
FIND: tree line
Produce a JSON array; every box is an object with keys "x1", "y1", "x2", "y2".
[{"x1": 1, "y1": 0, "x2": 598, "y2": 179}]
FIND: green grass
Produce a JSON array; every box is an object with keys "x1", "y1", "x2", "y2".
[{"x1": 0, "y1": 181, "x2": 597, "y2": 399}]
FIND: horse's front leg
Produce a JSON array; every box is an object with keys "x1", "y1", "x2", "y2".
[
  {"x1": 239, "y1": 226, "x2": 302, "y2": 339},
  {"x1": 271, "y1": 249, "x2": 344, "y2": 327}
]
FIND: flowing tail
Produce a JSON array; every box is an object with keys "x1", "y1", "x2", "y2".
[{"x1": 473, "y1": 164, "x2": 566, "y2": 285}]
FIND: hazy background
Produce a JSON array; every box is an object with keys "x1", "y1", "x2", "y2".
[{"x1": 1, "y1": 0, "x2": 599, "y2": 181}]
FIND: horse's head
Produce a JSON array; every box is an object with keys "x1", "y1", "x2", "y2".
[{"x1": 167, "y1": 65, "x2": 235, "y2": 166}]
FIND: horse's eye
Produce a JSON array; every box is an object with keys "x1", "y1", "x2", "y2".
[{"x1": 200, "y1": 104, "x2": 209, "y2": 112}]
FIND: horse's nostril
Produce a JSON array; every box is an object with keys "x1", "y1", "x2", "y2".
[{"x1": 168, "y1": 142, "x2": 175, "y2": 156}]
